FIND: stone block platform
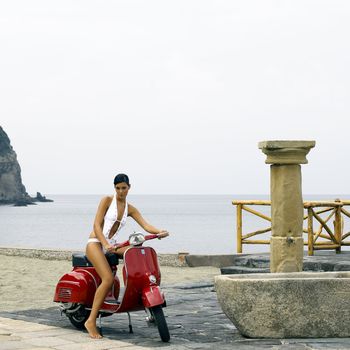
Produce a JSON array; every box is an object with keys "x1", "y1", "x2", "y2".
[{"x1": 220, "y1": 251, "x2": 350, "y2": 274}]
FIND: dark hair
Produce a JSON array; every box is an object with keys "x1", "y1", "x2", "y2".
[{"x1": 113, "y1": 173, "x2": 130, "y2": 186}]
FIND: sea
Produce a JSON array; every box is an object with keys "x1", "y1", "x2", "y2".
[{"x1": 0, "y1": 194, "x2": 348, "y2": 255}]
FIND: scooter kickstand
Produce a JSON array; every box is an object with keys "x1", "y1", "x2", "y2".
[
  {"x1": 98, "y1": 314, "x2": 103, "y2": 336},
  {"x1": 127, "y1": 312, "x2": 133, "y2": 333}
]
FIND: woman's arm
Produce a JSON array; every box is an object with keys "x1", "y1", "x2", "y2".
[
  {"x1": 128, "y1": 204, "x2": 168, "y2": 236},
  {"x1": 93, "y1": 196, "x2": 113, "y2": 249}
]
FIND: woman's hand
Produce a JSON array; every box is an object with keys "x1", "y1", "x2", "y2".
[
  {"x1": 104, "y1": 243, "x2": 115, "y2": 253},
  {"x1": 157, "y1": 230, "x2": 169, "y2": 239}
]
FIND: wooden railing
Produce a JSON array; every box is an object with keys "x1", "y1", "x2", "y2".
[{"x1": 233, "y1": 199, "x2": 350, "y2": 255}]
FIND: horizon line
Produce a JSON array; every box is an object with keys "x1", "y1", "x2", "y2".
[{"x1": 32, "y1": 193, "x2": 350, "y2": 197}]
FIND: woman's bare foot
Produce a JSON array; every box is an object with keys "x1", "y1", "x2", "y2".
[{"x1": 84, "y1": 319, "x2": 103, "y2": 339}]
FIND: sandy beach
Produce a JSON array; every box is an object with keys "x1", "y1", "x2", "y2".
[{"x1": 0, "y1": 254, "x2": 220, "y2": 312}]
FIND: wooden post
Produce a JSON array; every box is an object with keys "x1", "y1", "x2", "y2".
[
  {"x1": 334, "y1": 205, "x2": 342, "y2": 254},
  {"x1": 237, "y1": 204, "x2": 243, "y2": 253},
  {"x1": 308, "y1": 207, "x2": 314, "y2": 256}
]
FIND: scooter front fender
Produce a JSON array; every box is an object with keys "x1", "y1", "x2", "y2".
[{"x1": 142, "y1": 285, "x2": 165, "y2": 308}]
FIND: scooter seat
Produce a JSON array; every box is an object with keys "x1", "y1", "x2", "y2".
[{"x1": 72, "y1": 252, "x2": 119, "y2": 267}]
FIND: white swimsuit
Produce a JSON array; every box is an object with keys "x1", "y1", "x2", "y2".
[{"x1": 87, "y1": 194, "x2": 128, "y2": 246}]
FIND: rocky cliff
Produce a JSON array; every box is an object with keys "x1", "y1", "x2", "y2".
[
  {"x1": 0, "y1": 126, "x2": 52, "y2": 205},
  {"x1": 0, "y1": 126, "x2": 31, "y2": 204}
]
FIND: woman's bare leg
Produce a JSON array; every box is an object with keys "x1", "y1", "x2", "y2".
[{"x1": 84, "y1": 242, "x2": 114, "y2": 339}]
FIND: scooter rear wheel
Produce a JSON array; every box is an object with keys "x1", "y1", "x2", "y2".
[
  {"x1": 67, "y1": 305, "x2": 90, "y2": 329},
  {"x1": 150, "y1": 305, "x2": 170, "y2": 342}
]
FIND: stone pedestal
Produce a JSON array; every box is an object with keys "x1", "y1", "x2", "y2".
[{"x1": 258, "y1": 141, "x2": 315, "y2": 273}]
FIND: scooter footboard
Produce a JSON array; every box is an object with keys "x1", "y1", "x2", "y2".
[
  {"x1": 142, "y1": 286, "x2": 165, "y2": 308},
  {"x1": 54, "y1": 271, "x2": 94, "y2": 305}
]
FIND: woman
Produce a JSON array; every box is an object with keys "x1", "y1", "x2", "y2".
[{"x1": 84, "y1": 173, "x2": 169, "y2": 339}]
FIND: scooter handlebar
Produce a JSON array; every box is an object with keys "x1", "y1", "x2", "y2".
[
  {"x1": 144, "y1": 234, "x2": 159, "y2": 240},
  {"x1": 145, "y1": 231, "x2": 170, "y2": 240},
  {"x1": 113, "y1": 232, "x2": 169, "y2": 250}
]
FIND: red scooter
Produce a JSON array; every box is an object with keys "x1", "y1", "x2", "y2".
[{"x1": 53, "y1": 232, "x2": 170, "y2": 342}]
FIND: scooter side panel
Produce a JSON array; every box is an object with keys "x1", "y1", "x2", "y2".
[{"x1": 53, "y1": 270, "x2": 96, "y2": 305}]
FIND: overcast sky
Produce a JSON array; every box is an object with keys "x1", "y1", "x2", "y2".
[{"x1": 1, "y1": 1, "x2": 349, "y2": 195}]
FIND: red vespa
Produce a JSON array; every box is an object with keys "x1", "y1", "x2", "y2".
[{"x1": 53, "y1": 232, "x2": 170, "y2": 342}]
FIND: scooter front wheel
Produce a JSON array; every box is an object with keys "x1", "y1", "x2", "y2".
[
  {"x1": 67, "y1": 304, "x2": 90, "y2": 329},
  {"x1": 150, "y1": 305, "x2": 170, "y2": 342}
]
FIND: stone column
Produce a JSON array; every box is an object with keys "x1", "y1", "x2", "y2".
[{"x1": 258, "y1": 141, "x2": 315, "y2": 273}]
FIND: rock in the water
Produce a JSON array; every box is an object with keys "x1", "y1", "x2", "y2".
[
  {"x1": 14, "y1": 199, "x2": 36, "y2": 206},
  {"x1": 35, "y1": 192, "x2": 53, "y2": 202}
]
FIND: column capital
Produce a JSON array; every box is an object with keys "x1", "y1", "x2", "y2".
[{"x1": 258, "y1": 140, "x2": 315, "y2": 165}]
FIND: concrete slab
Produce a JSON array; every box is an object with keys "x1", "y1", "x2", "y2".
[
  {"x1": 21, "y1": 336, "x2": 75, "y2": 347},
  {"x1": 54, "y1": 340, "x2": 134, "y2": 350},
  {"x1": 185, "y1": 254, "x2": 236, "y2": 267},
  {"x1": 11, "y1": 329, "x2": 77, "y2": 340}
]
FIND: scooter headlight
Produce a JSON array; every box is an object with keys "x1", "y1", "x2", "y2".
[
  {"x1": 149, "y1": 275, "x2": 157, "y2": 284},
  {"x1": 129, "y1": 232, "x2": 145, "y2": 246}
]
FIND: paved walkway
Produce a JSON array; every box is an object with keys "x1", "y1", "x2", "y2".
[{"x1": 1, "y1": 281, "x2": 350, "y2": 349}]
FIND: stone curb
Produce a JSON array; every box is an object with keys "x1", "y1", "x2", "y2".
[{"x1": 0, "y1": 246, "x2": 189, "y2": 267}]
